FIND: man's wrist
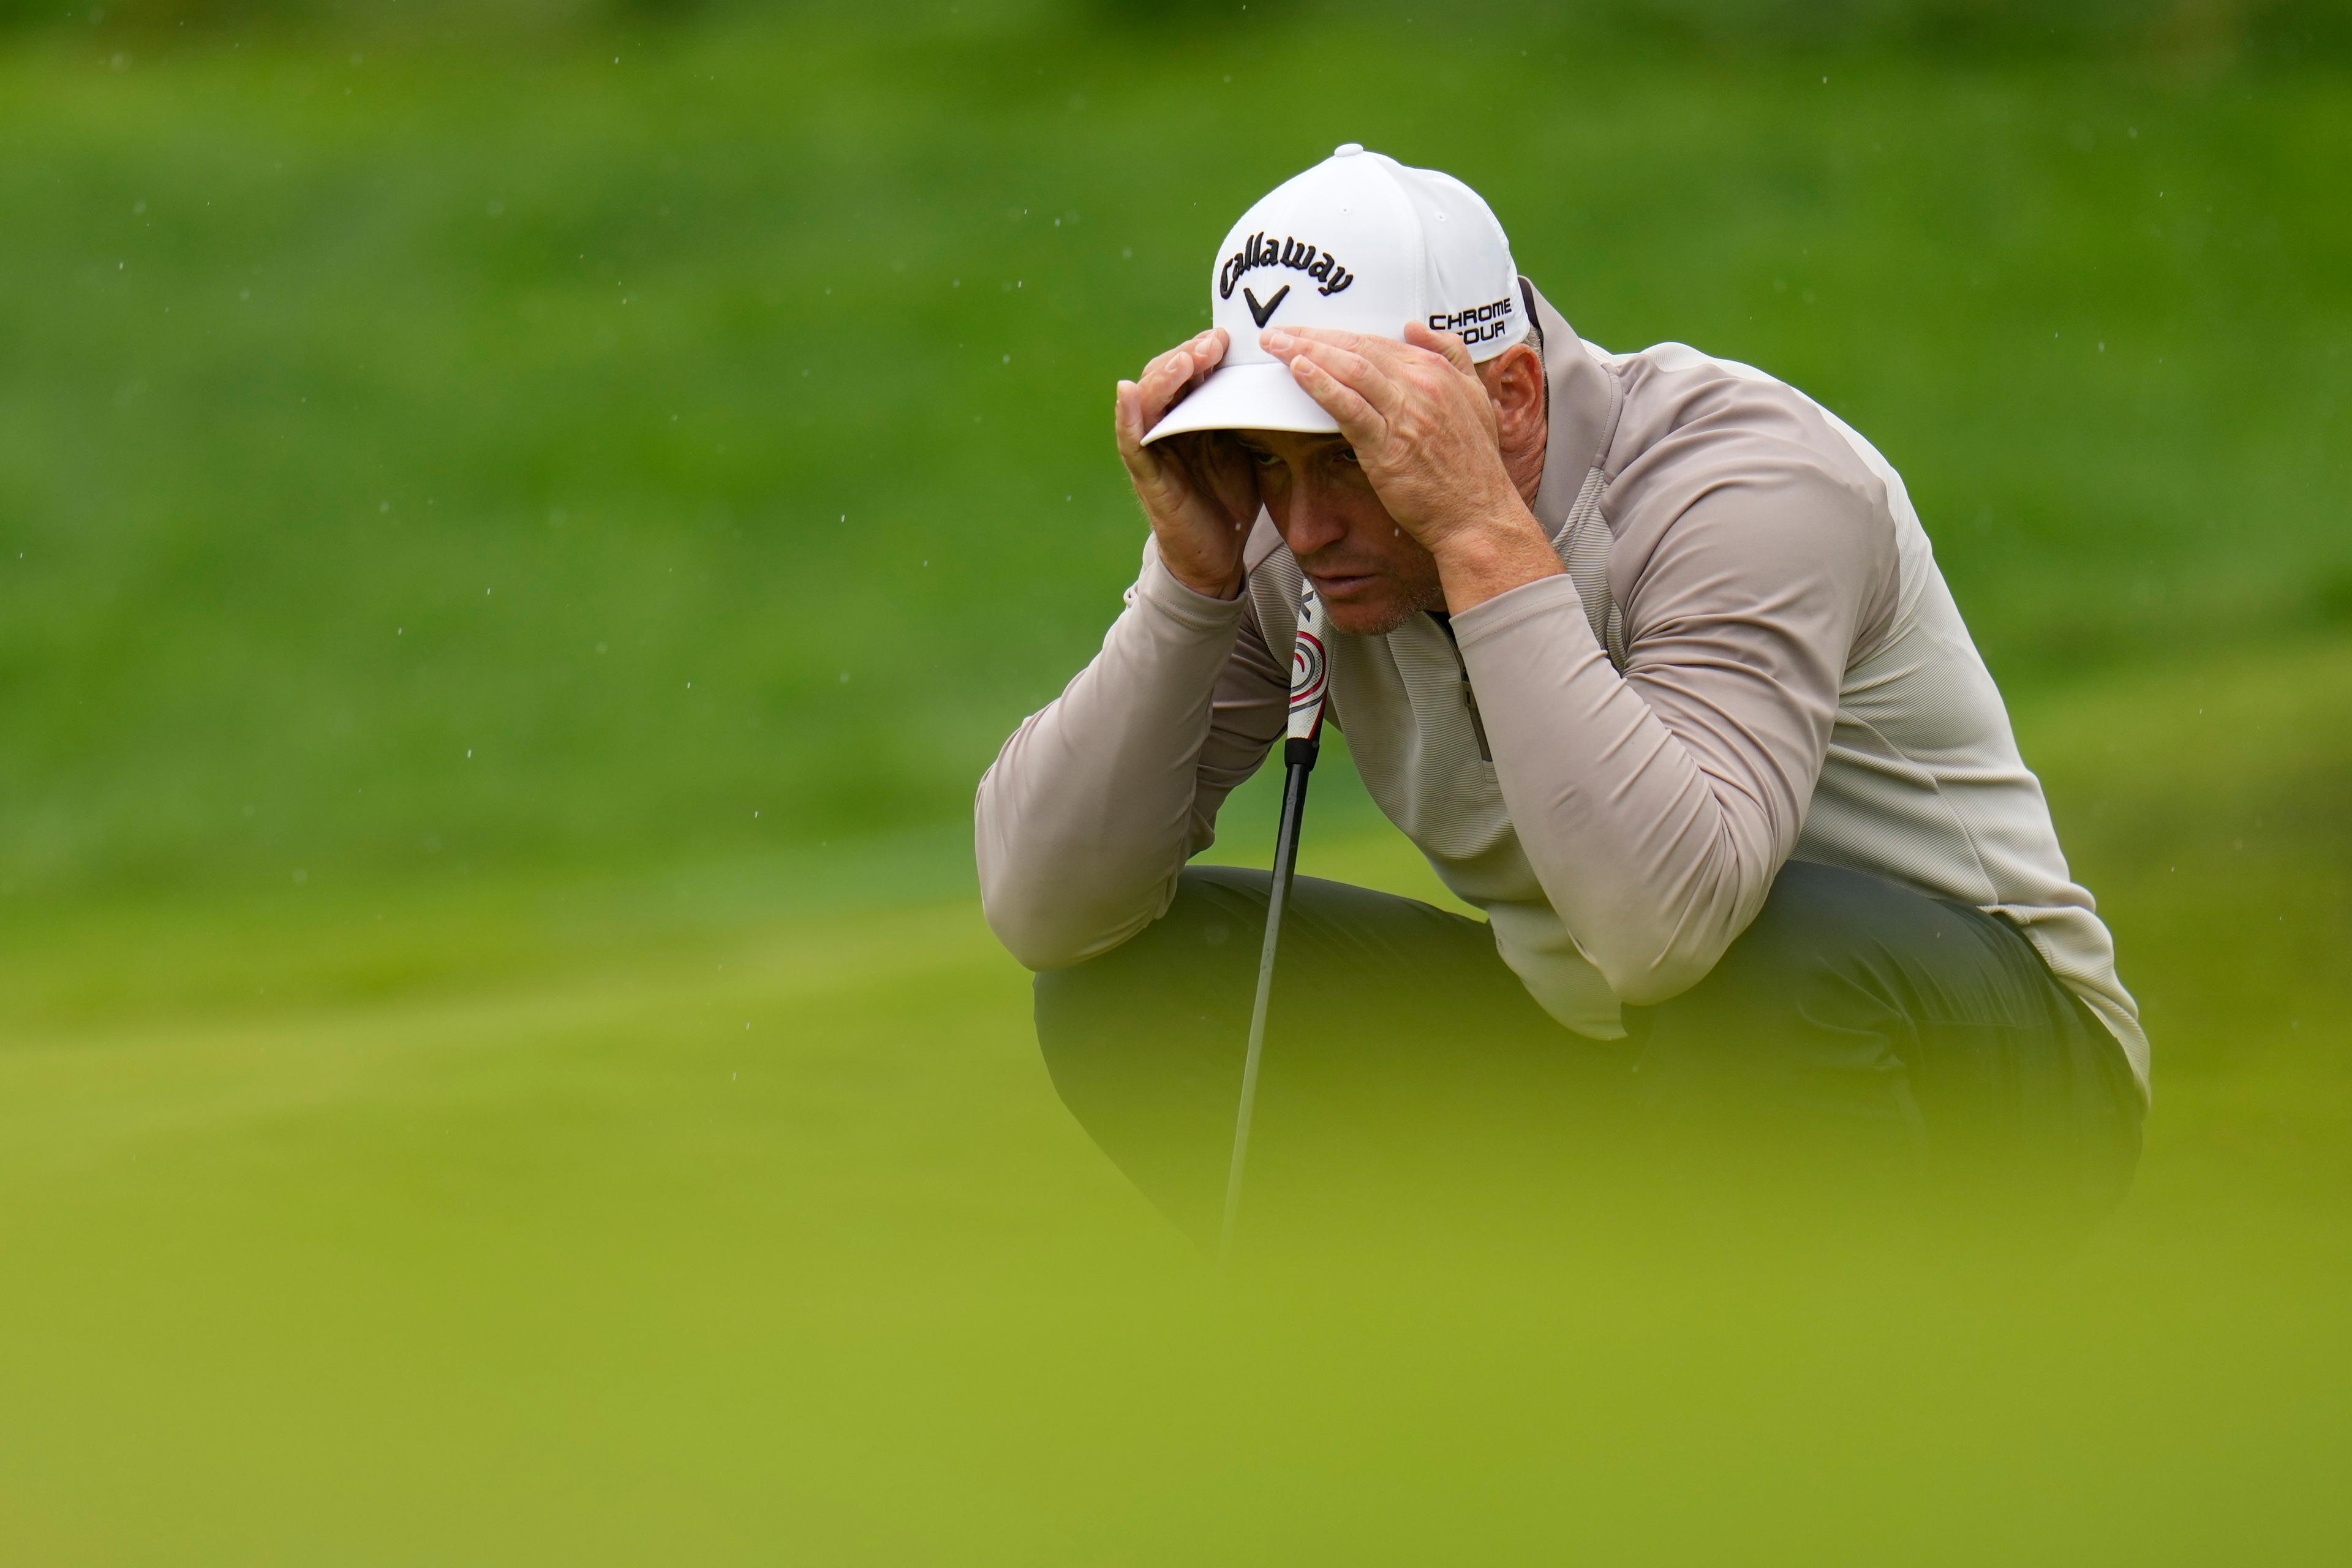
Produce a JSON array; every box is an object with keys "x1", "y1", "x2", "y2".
[
  {"x1": 1163, "y1": 559, "x2": 1245, "y2": 601},
  {"x1": 1428, "y1": 499, "x2": 1563, "y2": 614},
  {"x1": 1140, "y1": 546, "x2": 1250, "y2": 622}
]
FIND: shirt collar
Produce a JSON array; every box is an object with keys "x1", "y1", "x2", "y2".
[{"x1": 1521, "y1": 277, "x2": 1623, "y2": 542}]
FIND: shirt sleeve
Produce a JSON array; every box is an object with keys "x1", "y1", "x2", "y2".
[
  {"x1": 974, "y1": 539, "x2": 1289, "y2": 970},
  {"x1": 1449, "y1": 462, "x2": 1890, "y2": 1005}
]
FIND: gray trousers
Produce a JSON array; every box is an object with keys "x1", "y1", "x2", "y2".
[{"x1": 1035, "y1": 861, "x2": 2143, "y2": 1258}]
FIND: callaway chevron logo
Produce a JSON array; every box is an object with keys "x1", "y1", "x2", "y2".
[
  {"x1": 1218, "y1": 232, "x2": 1356, "y2": 303},
  {"x1": 1242, "y1": 284, "x2": 1289, "y2": 328}
]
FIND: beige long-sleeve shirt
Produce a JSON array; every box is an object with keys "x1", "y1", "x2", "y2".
[{"x1": 976, "y1": 283, "x2": 2149, "y2": 1095}]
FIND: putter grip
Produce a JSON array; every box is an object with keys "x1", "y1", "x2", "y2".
[{"x1": 1284, "y1": 735, "x2": 1321, "y2": 771}]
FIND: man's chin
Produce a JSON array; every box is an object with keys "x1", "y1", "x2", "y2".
[{"x1": 1319, "y1": 591, "x2": 1423, "y2": 639}]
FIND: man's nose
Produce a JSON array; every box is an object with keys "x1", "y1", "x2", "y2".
[{"x1": 1278, "y1": 475, "x2": 1350, "y2": 558}]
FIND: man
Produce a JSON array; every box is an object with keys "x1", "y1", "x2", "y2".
[{"x1": 976, "y1": 145, "x2": 2146, "y2": 1251}]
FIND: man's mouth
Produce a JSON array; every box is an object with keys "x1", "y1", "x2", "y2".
[{"x1": 1305, "y1": 567, "x2": 1382, "y2": 597}]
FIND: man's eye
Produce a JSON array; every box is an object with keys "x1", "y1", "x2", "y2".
[
  {"x1": 1333, "y1": 447, "x2": 1361, "y2": 467},
  {"x1": 1244, "y1": 448, "x2": 1282, "y2": 468}
]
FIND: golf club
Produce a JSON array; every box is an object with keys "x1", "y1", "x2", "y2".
[{"x1": 1218, "y1": 584, "x2": 1329, "y2": 1265}]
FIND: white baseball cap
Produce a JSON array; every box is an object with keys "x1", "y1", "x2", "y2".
[{"x1": 1142, "y1": 143, "x2": 1526, "y2": 445}]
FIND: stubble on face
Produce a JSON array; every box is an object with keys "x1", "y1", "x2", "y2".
[{"x1": 1312, "y1": 558, "x2": 1443, "y2": 638}]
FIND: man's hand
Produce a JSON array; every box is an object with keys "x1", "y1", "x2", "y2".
[
  {"x1": 1261, "y1": 322, "x2": 1563, "y2": 613},
  {"x1": 1115, "y1": 329, "x2": 1261, "y2": 600}
]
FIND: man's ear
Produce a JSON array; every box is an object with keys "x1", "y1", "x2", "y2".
[{"x1": 1480, "y1": 342, "x2": 1547, "y2": 443}]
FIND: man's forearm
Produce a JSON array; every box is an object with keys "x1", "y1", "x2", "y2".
[
  {"x1": 1450, "y1": 574, "x2": 1795, "y2": 1007},
  {"x1": 975, "y1": 547, "x2": 1258, "y2": 970}
]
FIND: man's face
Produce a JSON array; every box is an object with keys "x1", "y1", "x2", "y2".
[{"x1": 1231, "y1": 429, "x2": 1444, "y2": 636}]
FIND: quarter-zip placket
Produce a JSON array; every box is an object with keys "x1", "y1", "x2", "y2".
[{"x1": 1428, "y1": 612, "x2": 1491, "y2": 763}]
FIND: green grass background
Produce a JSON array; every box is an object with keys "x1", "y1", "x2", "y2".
[{"x1": 2, "y1": 2, "x2": 2350, "y2": 1559}]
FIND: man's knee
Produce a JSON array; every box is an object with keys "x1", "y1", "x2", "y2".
[
  {"x1": 1635, "y1": 862, "x2": 1905, "y2": 1050},
  {"x1": 1626, "y1": 861, "x2": 1947, "y2": 1152},
  {"x1": 1032, "y1": 867, "x2": 1268, "y2": 1102},
  {"x1": 1026, "y1": 869, "x2": 1283, "y2": 1244},
  {"x1": 1033, "y1": 866, "x2": 1265, "y2": 1025},
  {"x1": 1705, "y1": 860, "x2": 1911, "y2": 987}
]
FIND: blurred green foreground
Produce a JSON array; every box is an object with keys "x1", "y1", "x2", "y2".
[{"x1": 3, "y1": 3, "x2": 2350, "y2": 1559}]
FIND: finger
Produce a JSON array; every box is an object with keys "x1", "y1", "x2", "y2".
[
  {"x1": 1164, "y1": 333, "x2": 1212, "y2": 374},
  {"x1": 1190, "y1": 328, "x2": 1233, "y2": 377},
  {"x1": 1136, "y1": 353, "x2": 1203, "y2": 426},
  {"x1": 1265, "y1": 331, "x2": 1403, "y2": 420},
  {"x1": 1278, "y1": 326, "x2": 1444, "y2": 380},
  {"x1": 1114, "y1": 379, "x2": 1152, "y2": 465},
  {"x1": 1169, "y1": 329, "x2": 1229, "y2": 379},
  {"x1": 1174, "y1": 331, "x2": 1229, "y2": 394},
  {"x1": 1274, "y1": 325, "x2": 1404, "y2": 361},
  {"x1": 1198, "y1": 435, "x2": 1264, "y2": 526},
  {"x1": 1137, "y1": 336, "x2": 1213, "y2": 394},
  {"x1": 1287, "y1": 351, "x2": 1386, "y2": 448},
  {"x1": 1117, "y1": 380, "x2": 1182, "y2": 483},
  {"x1": 1188, "y1": 431, "x2": 1257, "y2": 502},
  {"x1": 1167, "y1": 432, "x2": 1232, "y2": 503},
  {"x1": 1139, "y1": 342, "x2": 1200, "y2": 391},
  {"x1": 1131, "y1": 355, "x2": 1182, "y2": 421},
  {"x1": 1403, "y1": 319, "x2": 1476, "y2": 374}
]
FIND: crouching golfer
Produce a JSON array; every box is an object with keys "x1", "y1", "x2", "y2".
[{"x1": 976, "y1": 146, "x2": 2147, "y2": 1252}]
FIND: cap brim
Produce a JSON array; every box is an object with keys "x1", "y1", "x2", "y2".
[{"x1": 1140, "y1": 361, "x2": 1340, "y2": 445}]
